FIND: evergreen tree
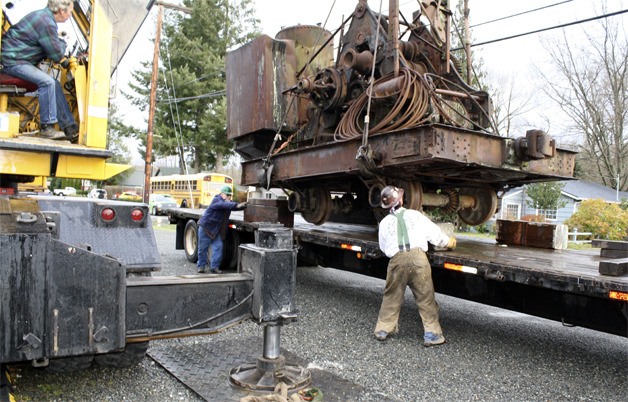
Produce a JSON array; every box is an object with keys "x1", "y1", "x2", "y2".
[
  {"x1": 123, "y1": 0, "x2": 259, "y2": 173},
  {"x1": 104, "y1": 103, "x2": 134, "y2": 186},
  {"x1": 525, "y1": 182, "x2": 567, "y2": 212}
]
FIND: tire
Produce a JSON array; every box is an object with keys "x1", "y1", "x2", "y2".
[
  {"x1": 45, "y1": 355, "x2": 94, "y2": 373},
  {"x1": 152, "y1": 207, "x2": 157, "y2": 216},
  {"x1": 93, "y1": 341, "x2": 149, "y2": 368},
  {"x1": 184, "y1": 219, "x2": 198, "y2": 263}
]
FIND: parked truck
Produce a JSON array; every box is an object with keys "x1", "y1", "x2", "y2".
[
  {"x1": 166, "y1": 0, "x2": 626, "y2": 338},
  {"x1": 52, "y1": 186, "x2": 77, "y2": 196}
]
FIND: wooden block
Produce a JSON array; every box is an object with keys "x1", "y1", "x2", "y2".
[
  {"x1": 496, "y1": 220, "x2": 525, "y2": 245},
  {"x1": 600, "y1": 248, "x2": 628, "y2": 259},
  {"x1": 592, "y1": 239, "x2": 628, "y2": 251},
  {"x1": 496, "y1": 220, "x2": 567, "y2": 249},
  {"x1": 525, "y1": 223, "x2": 568, "y2": 250},
  {"x1": 599, "y1": 258, "x2": 628, "y2": 276},
  {"x1": 244, "y1": 198, "x2": 294, "y2": 228}
]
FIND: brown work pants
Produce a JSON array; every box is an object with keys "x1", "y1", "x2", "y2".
[{"x1": 374, "y1": 248, "x2": 443, "y2": 336}]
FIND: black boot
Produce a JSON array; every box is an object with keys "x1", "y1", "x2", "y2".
[{"x1": 63, "y1": 123, "x2": 79, "y2": 143}]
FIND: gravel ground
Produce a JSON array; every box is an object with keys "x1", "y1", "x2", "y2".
[{"x1": 9, "y1": 220, "x2": 628, "y2": 401}]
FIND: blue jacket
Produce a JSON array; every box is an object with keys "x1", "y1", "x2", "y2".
[
  {"x1": 1, "y1": 8, "x2": 67, "y2": 66},
  {"x1": 198, "y1": 194, "x2": 238, "y2": 239}
]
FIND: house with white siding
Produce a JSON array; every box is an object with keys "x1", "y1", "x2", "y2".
[{"x1": 496, "y1": 180, "x2": 628, "y2": 225}]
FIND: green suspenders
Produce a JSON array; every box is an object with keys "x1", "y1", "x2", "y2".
[{"x1": 395, "y1": 209, "x2": 410, "y2": 252}]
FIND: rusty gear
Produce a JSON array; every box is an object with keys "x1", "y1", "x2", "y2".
[{"x1": 441, "y1": 188, "x2": 460, "y2": 213}]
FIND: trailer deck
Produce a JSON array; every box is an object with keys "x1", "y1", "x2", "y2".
[{"x1": 168, "y1": 208, "x2": 628, "y2": 336}]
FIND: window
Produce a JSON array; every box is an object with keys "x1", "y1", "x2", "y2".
[
  {"x1": 503, "y1": 203, "x2": 520, "y2": 220},
  {"x1": 537, "y1": 208, "x2": 557, "y2": 221}
]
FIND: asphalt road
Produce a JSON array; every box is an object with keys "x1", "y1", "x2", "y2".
[{"x1": 9, "y1": 219, "x2": 628, "y2": 401}]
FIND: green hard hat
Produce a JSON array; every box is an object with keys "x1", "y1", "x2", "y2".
[{"x1": 221, "y1": 186, "x2": 233, "y2": 195}]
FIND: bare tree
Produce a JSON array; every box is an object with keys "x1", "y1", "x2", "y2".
[
  {"x1": 488, "y1": 72, "x2": 535, "y2": 137},
  {"x1": 535, "y1": 16, "x2": 627, "y2": 191}
]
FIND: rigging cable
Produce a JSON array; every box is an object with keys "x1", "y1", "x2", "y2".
[{"x1": 161, "y1": 40, "x2": 196, "y2": 206}]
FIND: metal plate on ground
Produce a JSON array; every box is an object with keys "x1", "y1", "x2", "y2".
[{"x1": 148, "y1": 336, "x2": 394, "y2": 401}]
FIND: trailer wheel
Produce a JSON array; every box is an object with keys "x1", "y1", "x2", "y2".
[
  {"x1": 94, "y1": 341, "x2": 149, "y2": 368},
  {"x1": 184, "y1": 219, "x2": 199, "y2": 262},
  {"x1": 45, "y1": 355, "x2": 94, "y2": 373}
]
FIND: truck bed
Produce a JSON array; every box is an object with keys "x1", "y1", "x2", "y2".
[
  {"x1": 197, "y1": 209, "x2": 625, "y2": 295},
  {"x1": 169, "y1": 208, "x2": 627, "y2": 335}
]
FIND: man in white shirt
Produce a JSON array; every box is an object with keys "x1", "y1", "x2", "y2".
[{"x1": 374, "y1": 185, "x2": 456, "y2": 347}]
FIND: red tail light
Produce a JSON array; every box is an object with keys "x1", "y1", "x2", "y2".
[
  {"x1": 131, "y1": 208, "x2": 144, "y2": 222},
  {"x1": 101, "y1": 208, "x2": 115, "y2": 221}
]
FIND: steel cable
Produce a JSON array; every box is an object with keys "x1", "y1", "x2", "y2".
[{"x1": 334, "y1": 67, "x2": 431, "y2": 140}]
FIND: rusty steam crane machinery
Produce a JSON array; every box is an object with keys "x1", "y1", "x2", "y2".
[{"x1": 227, "y1": 0, "x2": 576, "y2": 226}]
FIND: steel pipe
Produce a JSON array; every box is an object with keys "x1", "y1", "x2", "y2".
[
  {"x1": 263, "y1": 325, "x2": 281, "y2": 359},
  {"x1": 434, "y1": 88, "x2": 484, "y2": 101}
]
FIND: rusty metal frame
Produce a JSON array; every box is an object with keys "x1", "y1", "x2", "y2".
[{"x1": 241, "y1": 124, "x2": 576, "y2": 189}]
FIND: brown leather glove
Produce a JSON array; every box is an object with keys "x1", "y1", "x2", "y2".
[{"x1": 446, "y1": 236, "x2": 457, "y2": 250}]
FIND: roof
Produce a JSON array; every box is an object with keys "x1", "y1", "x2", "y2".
[
  {"x1": 501, "y1": 180, "x2": 628, "y2": 203},
  {"x1": 561, "y1": 180, "x2": 628, "y2": 203}
]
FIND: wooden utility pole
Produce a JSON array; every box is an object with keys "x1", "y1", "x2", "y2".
[
  {"x1": 143, "y1": 1, "x2": 192, "y2": 204},
  {"x1": 463, "y1": 0, "x2": 472, "y2": 85},
  {"x1": 143, "y1": 4, "x2": 163, "y2": 204}
]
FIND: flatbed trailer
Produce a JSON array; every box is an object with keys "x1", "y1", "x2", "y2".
[{"x1": 168, "y1": 207, "x2": 628, "y2": 337}]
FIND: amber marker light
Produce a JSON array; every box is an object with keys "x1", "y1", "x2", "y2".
[
  {"x1": 609, "y1": 291, "x2": 628, "y2": 301},
  {"x1": 101, "y1": 208, "x2": 115, "y2": 221},
  {"x1": 340, "y1": 243, "x2": 362, "y2": 252},
  {"x1": 444, "y1": 262, "x2": 478, "y2": 274},
  {"x1": 131, "y1": 208, "x2": 144, "y2": 222}
]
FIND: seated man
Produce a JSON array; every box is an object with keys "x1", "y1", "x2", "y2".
[{"x1": 1, "y1": 0, "x2": 79, "y2": 142}]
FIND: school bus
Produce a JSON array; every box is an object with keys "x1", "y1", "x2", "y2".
[{"x1": 150, "y1": 173, "x2": 234, "y2": 208}]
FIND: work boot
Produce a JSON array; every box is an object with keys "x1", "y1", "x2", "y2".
[
  {"x1": 63, "y1": 123, "x2": 79, "y2": 143},
  {"x1": 375, "y1": 330, "x2": 389, "y2": 341},
  {"x1": 39, "y1": 124, "x2": 66, "y2": 140},
  {"x1": 423, "y1": 332, "x2": 445, "y2": 347}
]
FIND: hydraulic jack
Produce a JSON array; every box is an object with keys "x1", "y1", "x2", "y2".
[{"x1": 229, "y1": 225, "x2": 311, "y2": 392}]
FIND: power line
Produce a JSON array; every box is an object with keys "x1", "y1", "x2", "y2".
[
  {"x1": 158, "y1": 90, "x2": 226, "y2": 103},
  {"x1": 470, "y1": 0, "x2": 573, "y2": 28},
  {"x1": 453, "y1": 8, "x2": 628, "y2": 50}
]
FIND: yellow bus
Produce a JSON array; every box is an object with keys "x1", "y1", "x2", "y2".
[{"x1": 150, "y1": 173, "x2": 234, "y2": 208}]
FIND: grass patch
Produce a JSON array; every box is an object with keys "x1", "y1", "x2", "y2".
[
  {"x1": 567, "y1": 242, "x2": 593, "y2": 250},
  {"x1": 456, "y1": 231, "x2": 496, "y2": 239}
]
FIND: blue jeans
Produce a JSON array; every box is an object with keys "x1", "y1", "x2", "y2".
[
  {"x1": 197, "y1": 226, "x2": 223, "y2": 271},
  {"x1": 2, "y1": 63, "x2": 77, "y2": 129}
]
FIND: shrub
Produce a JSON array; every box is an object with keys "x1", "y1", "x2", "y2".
[
  {"x1": 564, "y1": 199, "x2": 628, "y2": 240},
  {"x1": 520, "y1": 214, "x2": 546, "y2": 222}
]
